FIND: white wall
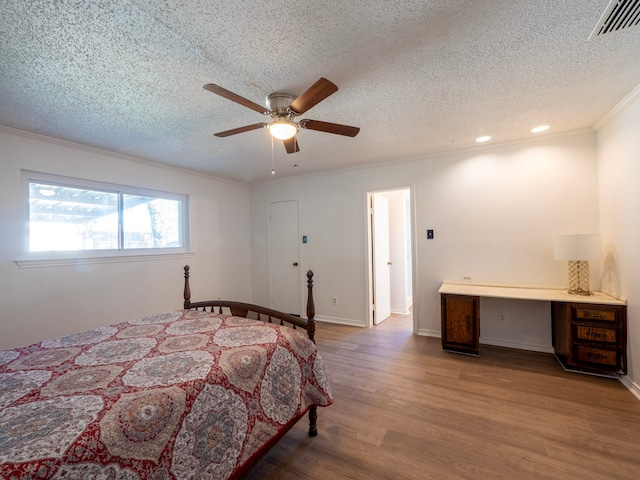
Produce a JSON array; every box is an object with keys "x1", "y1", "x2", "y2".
[
  {"x1": 596, "y1": 86, "x2": 640, "y2": 395},
  {"x1": 4, "y1": 121, "x2": 627, "y2": 380},
  {"x1": 0, "y1": 128, "x2": 252, "y2": 350},
  {"x1": 250, "y1": 131, "x2": 600, "y2": 351}
]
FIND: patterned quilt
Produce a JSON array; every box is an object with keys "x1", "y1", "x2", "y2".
[{"x1": 0, "y1": 310, "x2": 333, "y2": 479}]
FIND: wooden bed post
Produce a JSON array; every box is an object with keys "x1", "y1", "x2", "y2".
[
  {"x1": 308, "y1": 406, "x2": 318, "y2": 437},
  {"x1": 306, "y1": 269, "x2": 318, "y2": 437},
  {"x1": 183, "y1": 265, "x2": 191, "y2": 309},
  {"x1": 306, "y1": 270, "x2": 316, "y2": 344}
]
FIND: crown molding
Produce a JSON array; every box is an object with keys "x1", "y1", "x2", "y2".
[{"x1": 593, "y1": 82, "x2": 640, "y2": 131}]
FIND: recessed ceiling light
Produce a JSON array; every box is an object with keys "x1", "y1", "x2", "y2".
[
  {"x1": 475, "y1": 136, "x2": 492, "y2": 143},
  {"x1": 530, "y1": 125, "x2": 550, "y2": 133}
]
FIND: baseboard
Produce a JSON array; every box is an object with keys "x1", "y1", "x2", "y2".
[
  {"x1": 417, "y1": 329, "x2": 440, "y2": 338},
  {"x1": 416, "y1": 331, "x2": 553, "y2": 353},
  {"x1": 315, "y1": 315, "x2": 366, "y2": 327},
  {"x1": 479, "y1": 337, "x2": 554, "y2": 354},
  {"x1": 619, "y1": 375, "x2": 640, "y2": 402}
]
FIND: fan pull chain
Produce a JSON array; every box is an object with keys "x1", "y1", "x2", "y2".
[{"x1": 271, "y1": 134, "x2": 275, "y2": 175}]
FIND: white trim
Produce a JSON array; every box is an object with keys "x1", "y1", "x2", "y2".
[
  {"x1": 364, "y1": 185, "x2": 417, "y2": 333},
  {"x1": 619, "y1": 376, "x2": 640, "y2": 402},
  {"x1": 253, "y1": 128, "x2": 595, "y2": 186},
  {"x1": 1, "y1": 125, "x2": 244, "y2": 186},
  {"x1": 480, "y1": 337, "x2": 554, "y2": 354},
  {"x1": 417, "y1": 329, "x2": 553, "y2": 354},
  {"x1": 16, "y1": 251, "x2": 194, "y2": 268},
  {"x1": 417, "y1": 329, "x2": 441, "y2": 338},
  {"x1": 315, "y1": 316, "x2": 366, "y2": 327},
  {"x1": 593, "y1": 82, "x2": 640, "y2": 131}
]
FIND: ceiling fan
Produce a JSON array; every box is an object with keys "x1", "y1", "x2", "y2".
[{"x1": 203, "y1": 78, "x2": 360, "y2": 154}]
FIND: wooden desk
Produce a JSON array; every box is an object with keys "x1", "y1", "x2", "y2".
[{"x1": 438, "y1": 282, "x2": 627, "y2": 376}]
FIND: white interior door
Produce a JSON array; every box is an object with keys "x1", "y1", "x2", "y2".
[
  {"x1": 373, "y1": 194, "x2": 391, "y2": 325},
  {"x1": 269, "y1": 200, "x2": 301, "y2": 315}
]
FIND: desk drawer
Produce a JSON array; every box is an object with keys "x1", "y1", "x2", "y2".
[
  {"x1": 573, "y1": 307, "x2": 617, "y2": 323},
  {"x1": 573, "y1": 345, "x2": 620, "y2": 369},
  {"x1": 573, "y1": 324, "x2": 618, "y2": 344}
]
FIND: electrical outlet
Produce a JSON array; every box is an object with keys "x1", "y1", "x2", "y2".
[
  {"x1": 498, "y1": 313, "x2": 506, "y2": 323},
  {"x1": 332, "y1": 296, "x2": 337, "y2": 305},
  {"x1": 461, "y1": 275, "x2": 472, "y2": 282}
]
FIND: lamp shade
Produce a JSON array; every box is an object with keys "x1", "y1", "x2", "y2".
[{"x1": 554, "y1": 234, "x2": 601, "y2": 261}]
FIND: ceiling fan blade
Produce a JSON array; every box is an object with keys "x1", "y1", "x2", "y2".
[
  {"x1": 283, "y1": 136, "x2": 300, "y2": 154},
  {"x1": 203, "y1": 84, "x2": 270, "y2": 115},
  {"x1": 300, "y1": 119, "x2": 360, "y2": 137},
  {"x1": 289, "y1": 78, "x2": 338, "y2": 115},
  {"x1": 214, "y1": 123, "x2": 267, "y2": 137}
]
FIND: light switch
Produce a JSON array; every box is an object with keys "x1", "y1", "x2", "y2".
[{"x1": 427, "y1": 229, "x2": 434, "y2": 239}]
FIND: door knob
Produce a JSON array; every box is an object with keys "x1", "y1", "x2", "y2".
[{"x1": 293, "y1": 262, "x2": 298, "y2": 266}]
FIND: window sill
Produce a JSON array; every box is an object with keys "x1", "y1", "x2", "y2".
[{"x1": 15, "y1": 251, "x2": 195, "y2": 269}]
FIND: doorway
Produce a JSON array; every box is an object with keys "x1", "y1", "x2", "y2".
[{"x1": 367, "y1": 188, "x2": 414, "y2": 328}]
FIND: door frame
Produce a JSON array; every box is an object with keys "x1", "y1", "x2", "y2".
[{"x1": 365, "y1": 184, "x2": 418, "y2": 333}]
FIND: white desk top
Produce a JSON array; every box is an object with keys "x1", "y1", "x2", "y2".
[{"x1": 438, "y1": 282, "x2": 626, "y2": 306}]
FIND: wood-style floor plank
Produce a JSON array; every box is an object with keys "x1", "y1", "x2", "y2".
[{"x1": 245, "y1": 315, "x2": 640, "y2": 480}]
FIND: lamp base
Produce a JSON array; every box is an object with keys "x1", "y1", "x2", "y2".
[
  {"x1": 567, "y1": 260, "x2": 592, "y2": 296},
  {"x1": 567, "y1": 289, "x2": 592, "y2": 296}
]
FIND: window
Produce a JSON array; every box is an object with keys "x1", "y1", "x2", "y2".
[{"x1": 25, "y1": 172, "x2": 189, "y2": 257}]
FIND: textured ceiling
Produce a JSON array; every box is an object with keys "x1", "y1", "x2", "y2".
[{"x1": 1, "y1": 0, "x2": 640, "y2": 184}]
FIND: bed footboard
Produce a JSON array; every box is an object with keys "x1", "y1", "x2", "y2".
[{"x1": 182, "y1": 265, "x2": 316, "y2": 343}]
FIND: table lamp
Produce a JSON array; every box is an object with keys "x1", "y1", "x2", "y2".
[{"x1": 554, "y1": 234, "x2": 601, "y2": 295}]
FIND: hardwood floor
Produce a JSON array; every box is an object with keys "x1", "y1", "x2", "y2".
[{"x1": 246, "y1": 314, "x2": 640, "y2": 480}]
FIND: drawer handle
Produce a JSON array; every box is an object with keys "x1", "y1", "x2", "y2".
[
  {"x1": 583, "y1": 312, "x2": 605, "y2": 320},
  {"x1": 586, "y1": 351, "x2": 606, "y2": 362},
  {"x1": 585, "y1": 329, "x2": 609, "y2": 340}
]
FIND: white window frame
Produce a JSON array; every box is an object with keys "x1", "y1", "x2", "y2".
[{"x1": 17, "y1": 171, "x2": 192, "y2": 268}]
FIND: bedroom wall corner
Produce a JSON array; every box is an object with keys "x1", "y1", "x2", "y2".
[
  {"x1": 596, "y1": 84, "x2": 640, "y2": 393},
  {"x1": 0, "y1": 128, "x2": 252, "y2": 349},
  {"x1": 249, "y1": 131, "x2": 599, "y2": 350}
]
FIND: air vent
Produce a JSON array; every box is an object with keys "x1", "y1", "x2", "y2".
[{"x1": 589, "y1": 0, "x2": 640, "y2": 38}]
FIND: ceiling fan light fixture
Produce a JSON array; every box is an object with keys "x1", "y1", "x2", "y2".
[{"x1": 268, "y1": 120, "x2": 298, "y2": 140}]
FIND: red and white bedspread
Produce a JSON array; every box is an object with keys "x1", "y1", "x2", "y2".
[{"x1": 0, "y1": 310, "x2": 333, "y2": 479}]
